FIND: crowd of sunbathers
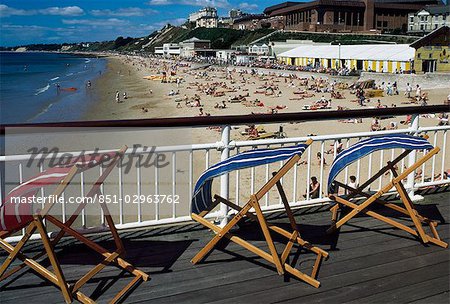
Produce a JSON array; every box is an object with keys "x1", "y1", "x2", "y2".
[{"x1": 125, "y1": 56, "x2": 448, "y2": 137}]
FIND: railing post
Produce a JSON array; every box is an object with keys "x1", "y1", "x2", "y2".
[
  {"x1": 219, "y1": 125, "x2": 231, "y2": 226},
  {"x1": 407, "y1": 114, "x2": 422, "y2": 201}
]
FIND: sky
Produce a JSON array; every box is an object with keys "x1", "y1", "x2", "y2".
[{"x1": 0, "y1": 0, "x2": 280, "y2": 46}]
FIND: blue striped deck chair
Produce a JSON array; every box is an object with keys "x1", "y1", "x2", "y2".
[
  {"x1": 327, "y1": 134, "x2": 447, "y2": 248},
  {"x1": 190, "y1": 139, "x2": 329, "y2": 288}
]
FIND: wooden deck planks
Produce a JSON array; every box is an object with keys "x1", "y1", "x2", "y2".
[{"x1": 0, "y1": 192, "x2": 449, "y2": 304}]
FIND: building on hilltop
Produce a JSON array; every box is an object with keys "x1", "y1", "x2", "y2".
[
  {"x1": 232, "y1": 14, "x2": 267, "y2": 30},
  {"x1": 196, "y1": 15, "x2": 218, "y2": 28},
  {"x1": 264, "y1": 0, "x2": 445, "y2": 33},
  {"x1": 232, "y1": 14, "x2": 285, "y2": 30},
  {"x1": 408, "y1": 5, "x2": 450, "y2": 33},
  {"x1": 189, "y1": 7, "x2": 218, "y2": 28},
  {"x1": 229, "y1": 9, "x2": 244, "y2": 19},
  {"x1": 410, "y1": 25, "x2": 450, "y2": 72}
]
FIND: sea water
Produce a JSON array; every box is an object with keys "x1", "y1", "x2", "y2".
[{"x1": 0, "y1": 52, "x2": 107, "y2": 124}]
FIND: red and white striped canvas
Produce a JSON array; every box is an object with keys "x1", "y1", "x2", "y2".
[{"x1": 1, "y1": 151, "x2": 120, "y2": 232}]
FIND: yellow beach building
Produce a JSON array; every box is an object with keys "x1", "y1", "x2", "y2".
[{"x1": 410, "y1": 26, "x2": 450, "y2": 73}]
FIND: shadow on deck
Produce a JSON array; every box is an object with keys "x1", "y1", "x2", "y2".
[{"x1": 1, "y1": 191, "x2": 449, "y2": 303}]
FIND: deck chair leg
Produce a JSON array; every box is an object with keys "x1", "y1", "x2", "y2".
[
  {"x1": 333, "y1": 195, "x2": 448, "y2": 248},
  {"x1": 275, "y1": 179, "x2": 304, "y2": 264},
  {"x1": 34, "y1": 215, "x2": 73, "y2": 304},
  {"x1": 280, "y1": 230, "x2": 298, "y2": 264},
  {"x1": 389, "y1": 164, "x2": 435, "y2": 244},
  {"x1": 215, "y1": 195, "x2": 328, "y2": 258},
  {"x1": 274, "y1": 177, "x2": 298, "y2": 232},
  {"x1": 46, "y1": 215, "x2": 149, "y2": 281},
  {"x1": 0, "y1": 199, "x2": 99, "y2": 283},
  {"x1": 0, "y1": 223, "x2": 37, "y2": 278},
  {"x1": 99, "y1": 200, "x2": 124, "y2": 254},
  {"x1": 274, "y1": 177, "x2": 327, "y2": 281},
  {"x1": 191, "y1": 202, "x2": 253, "y2": 264},
  {"x1": 394, "y1": 183, "x2": 429, "y2": 242},
  {"x1": 330, "y1": 204, "x2": 339, "y2": 223},
  {"x1": 250, "y1": 196, "x2": 284, "y2": 275}
]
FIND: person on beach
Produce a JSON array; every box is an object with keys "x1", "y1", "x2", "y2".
[
  {"x1": 438, "y1": 113, "x2": 449, "y2": 126},
  {"x1": 371, "y1": 117, "x2": 383, "y2": 131},
  {"x1": 317, "y1": 152, "x2": 327, "y2": 165},
  {"x1": 388, "y1": 121, "x2": 398, "y2": 130},
  {"x1": 123, "y1": 92, "x2": 128, "y2": 100},
  {"x1": 405, "y1": 83, "x2": 412, "y2": 98},
  {"x1": 348, "y1": 175, "x2": 358, "y2": 189},
  {"x1": 115, "y1": 91, "x2": 120, "y2": 103},
  {"x1": 415, "y1": 84, "x2": 422, "y2": 102},
  {"x1": 326, "y1": 139, "x2": 343, "y2": 154},
  {"x1": 386, "y1": 83, "x2": 393, "y2": 96},
  {"x1": 393, "y1": 81, "x2": 399, "y2": 95},
  {"x1": 346, "y1": 175, "x2": 359, "y2": 194},
  {"x1": 401, "y1": 114, "x2": 412, "y2": 125},
  {"x1": 303, "y1": 176, "x2": 320, "y2": 199}
]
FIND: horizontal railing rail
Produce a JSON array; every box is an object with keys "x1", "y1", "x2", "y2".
[{"x1": 1, "y1": 105, "x2": 449, "y2": 133}]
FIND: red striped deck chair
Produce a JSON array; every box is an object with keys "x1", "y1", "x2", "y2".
[{"x1": 0, "y1": 146, "x2": 149, "y2": 303}]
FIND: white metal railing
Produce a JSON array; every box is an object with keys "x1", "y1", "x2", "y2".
[{"x1": 1, "y1": 114, "x2": 449, "y2": 242}]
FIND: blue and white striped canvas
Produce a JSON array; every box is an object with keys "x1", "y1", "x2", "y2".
[
  {"x1": 191, "y1": 144, "x2": 308, "y2": 215},
  {"x1": 327, "y1": 134, "x2": 433, "y2": 190}
]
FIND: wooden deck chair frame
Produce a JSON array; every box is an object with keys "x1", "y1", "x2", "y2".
[
  {"x1": 327, "y1": 145, "x2": 448, "y2": 249},
  {"x1": 191, "y1": 139, "x2": 329, "y2": 288},
  {"x1": 0, "y1": 146, "x2": 149, "y2": 303}
]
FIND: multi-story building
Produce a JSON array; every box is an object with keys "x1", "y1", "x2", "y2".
[
  {"x1": 229, "y1": 9, "x2": 244, "y2": 19},
  {"x1": 196, "y1": 16, "x2": 218, "y2": 28},
  {"x1": 189, "y1": 7, "x2": 218, "y2": 28},
  {"x1": 248, "y1": 43, "x2": 270, "y2": 55},
  {"x1": 155, "y1": 38, "x2": 215, "y2": 58},
  {"x1": 218, "y1": 17, "x2": 233, "y2": 28},
  {"x1": 232, "y1": 14, "x2": 267, "y2": 30},
  {"x1": 154, "y1": 43, "x2": 181, "y2": 56},
  {"x1": 408, "y1": 5, "x2": 450, "y2": 33},
  {"x1": 263, "y1": 0, "x2": 445, "y2": 33},
  {"x1": 180, "y1": 37, "x2": 212, "y2": 57}
]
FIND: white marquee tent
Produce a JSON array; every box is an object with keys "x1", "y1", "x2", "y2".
[{"x1": 278, "y1": 44, "x2": 415, "y2": 72}]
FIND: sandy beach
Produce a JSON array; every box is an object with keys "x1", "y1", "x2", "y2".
[{"x1": 85, "y1": 55, "x2": 449, "y2": 144}]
